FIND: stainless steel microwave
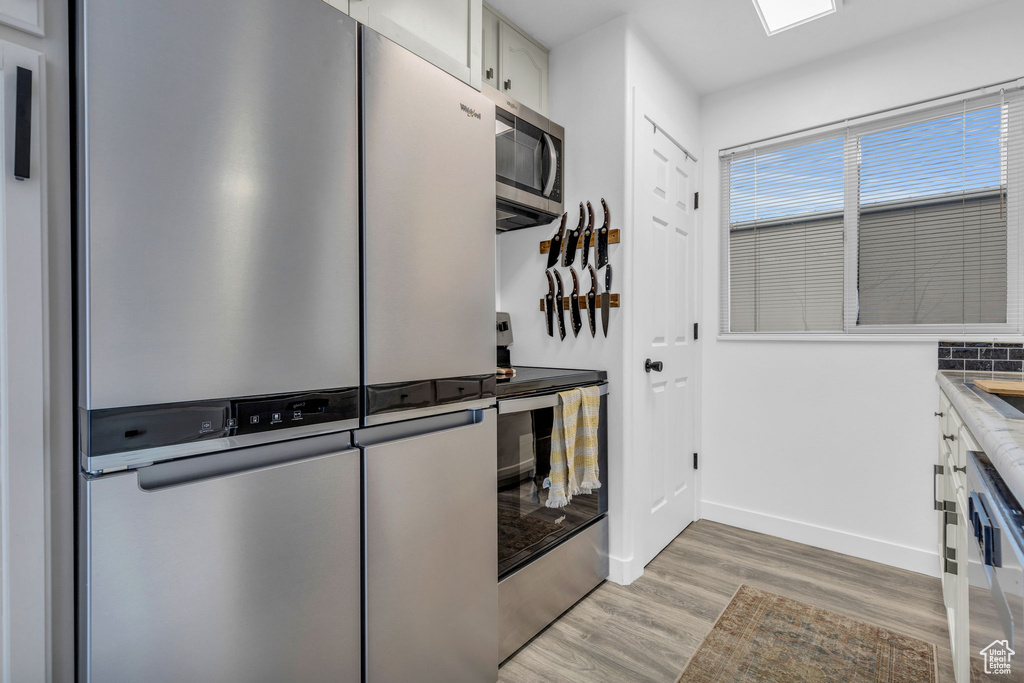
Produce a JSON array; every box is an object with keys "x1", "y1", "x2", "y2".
[{"x1": 483, "y1": 86, "x2": 564, "y2": 231}]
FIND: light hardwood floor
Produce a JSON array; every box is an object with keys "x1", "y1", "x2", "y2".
[{"x1": 498, "y1": 520, "x2": 953, "y2": 682}]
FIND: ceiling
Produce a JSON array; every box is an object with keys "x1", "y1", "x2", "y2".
[{"x1": 486, "y1": 0, "x2": 1009, "y2": 95}]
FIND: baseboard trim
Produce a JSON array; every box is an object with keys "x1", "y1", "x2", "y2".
[
  {"x1": 608, "y1": 553, "x2": 643, "y2": 586},
  {"x1": 701, "y1": 501, "x2": 939, "y2": 578}
]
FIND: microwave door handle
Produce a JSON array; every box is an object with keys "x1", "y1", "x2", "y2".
[{"x1": 541, "y1": 132, "x2": 557, "y2": 198}]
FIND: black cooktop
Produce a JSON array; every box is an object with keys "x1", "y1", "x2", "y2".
[{"x1": 496, "y1": 366, "x2": 607, "y2": 398}]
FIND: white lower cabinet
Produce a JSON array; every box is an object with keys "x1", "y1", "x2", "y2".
[{"x1": 936, "y1": 391, "x2": 983, "y2": 683}]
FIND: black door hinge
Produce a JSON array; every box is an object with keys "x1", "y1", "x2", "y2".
[
  {"x1": 693, "y1": 323, "x2": 699, "y2": 340},
  {"x1": 694, "y1": 192, "x2": 699, "y2": 209},
  {"x1": 693, "y1": 453, "x2": 698, "y2": 470}
]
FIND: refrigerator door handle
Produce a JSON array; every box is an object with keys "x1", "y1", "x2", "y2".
[
  {"x1": 136, "y1": 431, "x2": 354, "y2": 490},
  {"x1": 354, "y1": 408, "x2": 487, "y2": 448}
]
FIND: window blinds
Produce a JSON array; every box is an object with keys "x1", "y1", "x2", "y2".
[{"x1": 720, "y1": 87, "x2": 1024, "y2": 335}]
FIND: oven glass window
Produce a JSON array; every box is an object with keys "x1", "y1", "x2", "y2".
[{"x1": 497, "y1": 404, "x2": 604, "y2": 577}]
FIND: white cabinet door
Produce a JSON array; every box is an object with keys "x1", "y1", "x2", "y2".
[
  {"x1": 354, "y1": 0, "x2": 482, "y2": 88},
  {"x1": 322, "y1": 0, "x2": 349, "y2": 15},
  {"x1": 482, "y1": 5, "x2": 499, "y2": 88},
  {"x1": 498, "y1": 21, "x2": 548, "y2": 114},
  {"x1": 0, "y1": 0, "x2": 42, "y2": 37}
]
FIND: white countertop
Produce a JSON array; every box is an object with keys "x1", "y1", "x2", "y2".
[{"x1": 937, "y1": 370, "x2": 1024, "y2": 505}]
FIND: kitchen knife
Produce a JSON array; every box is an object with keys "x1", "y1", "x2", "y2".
[
  {"x1": 597, "y1": 198, "x2": 611, "y2": 269},
  {"x1": 554, "y1": 270, "x2": 567, "y2": 340},
  {"x1": 601, "y1": 264, "x2": 612, "y2": 337},
  {"x1": 581, "y1": 201, "x2": 595, "y2": 268},
  {"x1": 544, "y1": 270, "x2": 555, "y2": 337},
  {"x1": 587, "y1": 265, "x2": 598, "y2": 337},
  {"x1": 546, "y1": 213, "x2": 567, "y2": 270},
  {"x1": 562, "y1": 203, "x2": 584, "y2": 267},
  {"x1": 569, "y1": 268, "x2": 583, "y2": 337}
]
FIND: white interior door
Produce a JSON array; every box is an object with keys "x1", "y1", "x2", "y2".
[{"x1": 632, "y1": 101, "x2": 698, "y2": 570}]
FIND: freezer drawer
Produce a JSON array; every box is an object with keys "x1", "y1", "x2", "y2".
[
  {"x1": 361, "y1": 409, "x2": 498, "y2": 683},
  {"x1": 78, "y1": 0, "x2": 360, "y2": 410},
  {"x1": 79, "y1": 433, "x2": 361, "y2": 683},
  {"x1": 362, "y1": 28, "x2": 496, "y2": 413}
]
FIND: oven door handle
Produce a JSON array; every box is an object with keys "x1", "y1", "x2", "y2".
[
  {"x1": 541, "y1": 133, "x2": 557, "y2": 198},
  {"x1": 498, "y1": 384, "x2": 608, "y2": 414}
]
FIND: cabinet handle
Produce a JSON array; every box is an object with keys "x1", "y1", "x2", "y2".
[
  {"x1": 503, "y1": 79, "x2": 512, "y2": 91},
  {"x1": 933, "y1": 464, "x2": 944, "y2": 511},
  {"x1": 934, "y1": 412, "x2": 944, "y2": 417},
  {"x1": 943, "y1": 434, "x2": 956, "y2": 441},
  {"x1": 486, "y1": 67, "x2": 494, "y2": 80},
  {"x1": 952, "y1": 465, "x2": 966, "y2": 474}
]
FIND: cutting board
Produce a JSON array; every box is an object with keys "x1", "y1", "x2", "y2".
[{"x1": 974, "y1": 379, "x2": 1024, "y2": 396}]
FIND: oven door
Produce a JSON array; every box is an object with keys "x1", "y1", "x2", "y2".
[
  {"x1": 495, "y1": 108, "x2": 562, "y2": 215},
  {"x1": 496, "y1": 385, "x2": 607, "y2": 578}
]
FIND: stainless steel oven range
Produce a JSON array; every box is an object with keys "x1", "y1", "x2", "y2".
[{"x1": 496, "y1": 366, "x2": 609, "y2": 663}]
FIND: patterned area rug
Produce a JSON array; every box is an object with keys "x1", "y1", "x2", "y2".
[{"x1": 677, "y1": 585, "x2": 938, "y2": 682}]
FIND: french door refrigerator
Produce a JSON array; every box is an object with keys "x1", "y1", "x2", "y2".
[
  {"x1": 359, "y1": 29, "x2": 498, "y2": 683},
  {"x1": 76, "y1": 3, "x2": 497, "y2": 683},
  {"x1": 76, "y1": 1, "x2": 362, "y2": 680}
]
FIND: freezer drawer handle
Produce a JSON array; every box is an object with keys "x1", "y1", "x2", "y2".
[
  {"x1": 137, "y1": 431, "x2": 355, "y2": 490},
  {"x1": 355, "y1": 408, "x2": 485, "y2": 447}
]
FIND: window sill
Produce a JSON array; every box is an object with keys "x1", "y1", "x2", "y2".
[{"x1": 716, "y1": 333, "x2": 1024, "y2": 343}]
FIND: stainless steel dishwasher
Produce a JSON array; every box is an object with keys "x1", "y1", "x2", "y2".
[
  {"x1": 79, "y1": 433, "x2": 362, "y2": 682},
  {"x1": 357, "y1": 409, "x2": 498, "y2": 683}
]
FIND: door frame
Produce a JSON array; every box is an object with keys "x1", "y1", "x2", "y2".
[
  {"x1": 0, "y1": 43, "x2": 49, "y2": 682},
  {"x1": 613, "y1": 86, "x2": 702, "y2": 585}
]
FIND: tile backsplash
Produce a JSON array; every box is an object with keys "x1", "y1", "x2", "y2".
[{"x1": 938, "y1": 341, "x2": 1024, "y2": 373}]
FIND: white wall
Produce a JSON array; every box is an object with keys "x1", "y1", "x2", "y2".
[
  {"x1": 699, "y1": 1, "x2": 1024, "y2": 577},
  {"x1": 497, "y1": 15, "x2": 701, "y2": 583},
  {"x1": 497, "y1": 14, "x2": 630, "y2": 574}
]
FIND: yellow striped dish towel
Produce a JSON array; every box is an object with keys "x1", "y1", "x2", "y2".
[{"x1": 546, "y1": 385, "x2": 602, "y2": 508}]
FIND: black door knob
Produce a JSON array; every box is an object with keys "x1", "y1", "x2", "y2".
[{"x1": 645, "y1": 358, "x2": 663, "y2": 373}]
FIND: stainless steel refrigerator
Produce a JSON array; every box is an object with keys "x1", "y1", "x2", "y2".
[
  {"x1": 76, "y1": 1, "x2": 496, "y2": 681},
  {"x1": 358, "y1": 29, "x2": 497, "y2": 683}
]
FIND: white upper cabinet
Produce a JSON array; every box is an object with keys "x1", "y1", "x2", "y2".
[
  {"x1": 498, "y1": 21, "x2": 548, "y2": 115},
  {"x1": 351, "y1": 0, "x2": 482, "y2": 88},
  {"x1": 322, "y1": 0, "x2": 349, "y2": 16},
  {"x1": 0, "y1": 0, "x2": 43, "y2": 36},
  {"x1": 482, "y1": 5, "x2": 499, "y2": 88},
  {"x1": 482, "y1": 5, "x2": 549, "y2": 115}
]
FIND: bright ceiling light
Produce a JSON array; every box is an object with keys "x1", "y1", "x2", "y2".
[{"x1": 752, "y1": 0, "x2": 839, "y2": 35}]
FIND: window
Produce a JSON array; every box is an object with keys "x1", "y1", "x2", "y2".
[{"x1": 719, "y1": 88, "x2": 1024, "y2": 336}]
